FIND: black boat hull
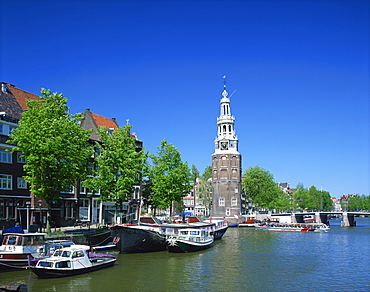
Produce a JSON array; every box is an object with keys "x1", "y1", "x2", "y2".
[{"x1": 111, "y1": 226, "x2": 167, "y2": 253}]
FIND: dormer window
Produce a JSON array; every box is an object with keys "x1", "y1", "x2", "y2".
[
  {"x1": 107, "y1": 128, "x2": 114, "y2": 135},
  {"x1": 1, "y1": 84, "x2": 8, "y2": 93}
]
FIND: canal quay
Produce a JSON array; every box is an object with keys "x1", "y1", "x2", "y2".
[{"x1": 1, "y1": 217, "x2": 370, "y2": 292}]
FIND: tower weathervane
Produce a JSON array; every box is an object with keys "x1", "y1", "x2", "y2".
[{"x1": 223, "y1": 75, "x2": 227, "y2": 88}]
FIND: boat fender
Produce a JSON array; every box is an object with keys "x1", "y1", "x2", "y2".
[{"x1": 113, "y1": 237, "x2": 120, "y2": 244}]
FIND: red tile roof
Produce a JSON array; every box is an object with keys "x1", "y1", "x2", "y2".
[
  {"x1": 90, "y1": 112, "x2": 118, "y2": 129},
  {"x1": 7, "y1": 84, "x2": 40, "y2": 110}
]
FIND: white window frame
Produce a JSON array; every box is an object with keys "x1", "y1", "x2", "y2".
[
  {"x1": 0, "y1": 149, "x2": 12, "y2": 164},
  {"x1": 226, "y1": 208, "x2": 230, "y2": 216},
  {"x1": 219, "y1": 198, "x2": 225, "y2": 206},
  {"x1": 0, "y1": 174, "x2": 12, "y2": 190},
  {"x1": 17, "y1": 177, "x2": 27, "y2": 189},
  {"x1": 17, "y1": 153, "x2": 26, "y2": 163},
  {"x1": 231, "y1": 198, "x2": 237, "y2": 206}
]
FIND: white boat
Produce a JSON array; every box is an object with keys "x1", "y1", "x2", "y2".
[
  {"x1": 31, "y1": 245, "x2": 116, "y2": 278},
  {"x1": 256, "y1": 222, "x2": 330, "y2": 232},
  {"x1": 303, "y1": 215, "x2": 315, "y2": 223},
  {"x1": 239, "y1": 217, "x2": 259, "y2": 227},
  {"x1": 0, "y1": 232, "x2": 47, "y2": 271},
  {"x1": 167, "y1": 228, "x2": 214, "y2": 253}
]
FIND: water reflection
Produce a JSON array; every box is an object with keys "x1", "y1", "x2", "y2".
[{"x1": 1, "y1": 218, "x2": 370, "y2": 291}]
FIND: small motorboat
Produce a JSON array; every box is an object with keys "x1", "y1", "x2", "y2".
[
  {"x1": 31, "y1": 245, "x2": 116, "y2": 278},
  {"x1": 167, "y1": 228, "x2": 213, "y2": 253},
  {"x1": 0, "y1": 232, "x2": 47, "y2": 271}
]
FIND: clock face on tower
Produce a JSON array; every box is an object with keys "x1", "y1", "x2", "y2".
[{"x1": 220, "y1": 141, "x2": 228, "y2": 150}]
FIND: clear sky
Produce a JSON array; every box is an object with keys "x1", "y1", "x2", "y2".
[{"x1": 1, "y1": 0, "x2": 369, "y2": 198}]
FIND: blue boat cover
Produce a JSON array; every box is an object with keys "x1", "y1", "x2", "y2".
[{"x1": 2, "y1": 225, "x2": 24, "y2": 235}]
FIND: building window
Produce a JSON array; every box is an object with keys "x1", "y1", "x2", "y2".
[
  {"x1": 0, "y1": 174, "x2": 12, "y2": 189},
  {"x1": 17, "y1": 177, "x2": 27, "y2": 189},
  {"x1": 226, "y1": 208, "x2": 230, "y2": 216},
  {"x1": 0, "y1": 149, "x2": 12, "y2": 163},
  {"x1": 219, "y1": 198, "x2": 225, "y2": 206},
  {"x1": 17, "y1": 153, "x2": 26, "y2": 163},
  {"x1": 231, "y1": 198, "x2": 237, "y2": 206}
]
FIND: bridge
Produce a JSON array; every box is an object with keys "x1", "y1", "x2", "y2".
[{"x1": 266, "y1": 211, "x2": 370, "y2": 227}]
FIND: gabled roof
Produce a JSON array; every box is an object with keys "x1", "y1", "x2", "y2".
[
  {"x1": 90, "y1": 112, "x2": 118, "y2": 129},
  {"x1": 0, "y1": 83, "x2": 40, "y2": 120},
  {"x1": 6, "y1": 83, "x2": 40, "y2": 110},
  {"x1": 80, "y1": 108, "x2": 119, "y2": 141}
]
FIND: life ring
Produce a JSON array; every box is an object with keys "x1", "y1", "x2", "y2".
[
  {"x1": 112, "y1": 237, "x2": 120, "y2": 244},
  {"x1": 37, "y1": 246, "x2": 44, "y2": 255}
]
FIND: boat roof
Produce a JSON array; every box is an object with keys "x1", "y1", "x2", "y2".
[
  {"x1": 3, "y1": 232, "x2": 47, "y2": 236},
  {"x1": 57, "y1": 244, "x2": 90, "y2": 252}
]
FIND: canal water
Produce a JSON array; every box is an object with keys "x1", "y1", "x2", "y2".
[{"x1": 1, "y1": 218, "x2": 370, "y2": 291}]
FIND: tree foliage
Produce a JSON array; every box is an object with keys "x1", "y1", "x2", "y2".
[
  {"x1": 148, "y1": 139, "x2": 192, "y2": 213},
  {"x1": 191, "y1": 164, "x2": 199, "y2": 182},
  {"x1": 242, "y1": 166, "x2": 283, "y2": 209},
  {"x1": 8, "y1": 89, "x2": 93, "y2": 232},
  {"x1": 197, "y1": 166, "x2": 213, "y2": 213},
  {"x1": 292, "y1": 184, "x2": 332, "y2": 210},
  {"x1": 347, "y1": 195, "x2": 370, "y2": 210},
  {"x1": 83, "y1": 123, "x2": 147, "y2": 208}
]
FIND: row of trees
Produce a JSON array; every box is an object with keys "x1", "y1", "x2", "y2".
[
  {"x1": 346, "y1": 195, "x2": 370, "y2": 210},
  {"x1": 241, "y1": 166, "x2": 334, "y2": 212},
  {"x1": 9, "y1": 89, "x2": 192, "y2": 232}
]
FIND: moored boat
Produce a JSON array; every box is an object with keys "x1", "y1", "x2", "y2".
[
  {"x1": 31, "y1": 245, "x2": 116, "y2": 278},
  {"x1": 110, "y1": 216, "x2": 217, "y2": 253},
  {"x1": 303, "y1": 215, "x2": 315, "y2": 223},
  {"x1": 167, "y1": 228, "x2": 213, "y2": 253},
  {"x1": 239, "y1": 217, "x2": 259, "y2": 227},
  {"x1": 256, "y1": 222, "x2": 330, "y2": 232},
  {"x1": 0, "y1": 233, "x2": 47, "y2": 271},
  {"x1": 203, "y1": 218, "x2": 228, "y2": 240}
]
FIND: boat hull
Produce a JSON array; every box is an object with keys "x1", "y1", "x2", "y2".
[
  {"x1": 111, "y1": 226, "x2": 167, "y2": 253},
  {"x1": 31, "y1": 258, "x2": 116, "y2": 278},
  {"x1": 213, "y1": 225, "x2": 228, "y2": 240},
  {"x1": 0, "y1": 254, "x2": 31, "y2": 272},
  {"x1": 168, "y1": 239, "x2": 213, "y2": 253}
]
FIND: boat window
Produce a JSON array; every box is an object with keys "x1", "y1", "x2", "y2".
[
  {"x1": 7, "y1": 236, "x2": 17, "y2": 245},
  {"x1": 72, "y1": 251, "x2": 84, "y2": 258},
  {"x1": 37, "y1": 236, "x2": 45, "y2": 244},
  {"x1": 16, "y1": 236, "x2": 22, "y2": 245},
  {"x1": 38, "y1": 262, "x2": 54, "y2": 268},
  {"x1": 61, "y1": 251, "x2": 71, "y2": 257},
  {"x1": 55, "y1": 261, "x2": 71, "y2": 268}
]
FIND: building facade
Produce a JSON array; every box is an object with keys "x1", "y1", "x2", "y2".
[
  {"x1": 0, "y1": 83, "x2": 144, "y2": 230},
  {"x1": 211, "y1": 82, "x2": 242, "y2": 222}
]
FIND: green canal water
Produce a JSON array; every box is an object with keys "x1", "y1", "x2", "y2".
[{"x1": 1, "y1": 218, "x2": 370, "y2": 291}]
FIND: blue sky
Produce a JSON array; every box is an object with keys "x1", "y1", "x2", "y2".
[{"x1": 1, "y1": 0, "x2": 369, "y2": 197}]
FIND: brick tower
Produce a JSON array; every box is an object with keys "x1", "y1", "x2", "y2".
[{"x1": 211, "y1": 77, "x2": 242, "y2": 222}]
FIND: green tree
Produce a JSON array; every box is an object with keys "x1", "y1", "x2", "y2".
[
  {"x1": 292, "y1": 183, "x2": 310, "y2": 210},
  {"x1": 8, "y1": 89, "x2": 93, "y2": 233},
  {"x1": 197, "y1": 166, "x2": 213, "y2": 215},
  {"x1": 293, "y1": 184, "x2": 332, "y2": 210},
  {"x1": 200, "y1": 166, "x2": 212, "y2": 181},
  {"x1": 241, "y1": 166, "x2": 283, "y2": 209},
  {"x1": 84, "y1": 123, "x2": 147, "y2": 209},
  {"x1": 191, "y1": 164, "x2": 199, "y2": 182},
  {"x1": 148, "y1": 139, "x2": 192, "y2": 215}
]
